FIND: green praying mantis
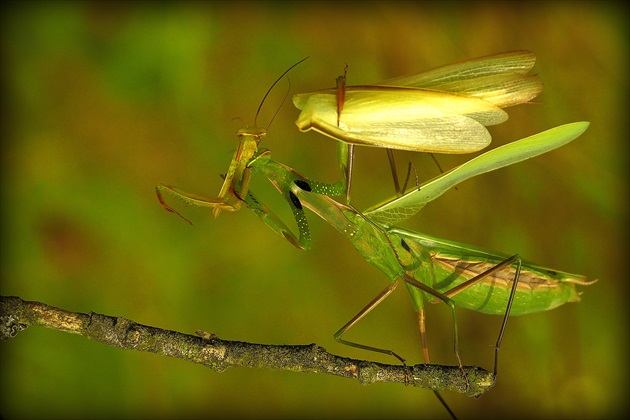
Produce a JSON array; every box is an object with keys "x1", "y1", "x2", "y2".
[
  {"x1": 156, "y1": 119, "x2": 593, "y2": 386},
  {"x1": 293, "y1": 50, "x2": 543, "y2": 202}
]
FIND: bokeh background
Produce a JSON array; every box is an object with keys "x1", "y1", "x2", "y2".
[{"x1": 1, "y1": 1, "x2": 627, "y2": 419}]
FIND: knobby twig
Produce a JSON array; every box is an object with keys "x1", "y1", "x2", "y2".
[{"x1": 0, "y1": 295, "x2": 494, "y2": 397}]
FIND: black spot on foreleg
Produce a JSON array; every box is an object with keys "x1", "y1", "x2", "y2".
[
  {"x1": 289, "y1": 192, "x2": 302, "y2": 210},
  {"x1": 294, "y1": 179, "x2": 312, "y2": 192}
]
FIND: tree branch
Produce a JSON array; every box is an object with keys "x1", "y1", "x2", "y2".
[{"x1": 0, "y1": 295, "x2": 494, "y2": 397}]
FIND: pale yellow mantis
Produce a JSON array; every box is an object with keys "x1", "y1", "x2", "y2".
[{"x1": 293, "y1": 50, "x2": 543, "y2": 202}]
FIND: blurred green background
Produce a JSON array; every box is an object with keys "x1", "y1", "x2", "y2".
[{"x1": 1, "y1": 1, "x2": 627, "y2": 419}]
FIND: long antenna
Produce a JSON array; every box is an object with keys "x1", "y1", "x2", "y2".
[
  {"x1": 254, "y1": 56, "x2": 309, "y2": 126},
  {"x1": 266, "y1": 77, "x2": 292, "y2": 130}
]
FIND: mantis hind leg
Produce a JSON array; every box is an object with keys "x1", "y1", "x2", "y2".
[
  {"x1": 417, "y1": 307, "x2": 458, "y2": 419},
  {"x1": 331, "y1": 275, "x2": 461, "y2": 418},
  {"x1": 402, "y1": 273, "x2": 465, "y2": 376},
  {"x1": 333, "y1": 279, "x2": 407, "y2": 364},
  {"x1": 402, "y1": 277, "x2": 461, "y2": 420},
  {"x1": 441, "y1": 254, "x2": 523, "y2": 378}
]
